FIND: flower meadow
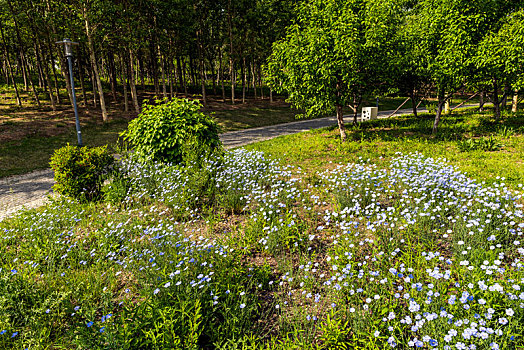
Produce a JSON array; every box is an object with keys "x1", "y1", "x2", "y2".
[{"x1": 1, "y1": 149, "x2": 523, "y2": 349}]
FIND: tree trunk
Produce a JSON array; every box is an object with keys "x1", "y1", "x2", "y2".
[
  {"x1": 228, "y1": 0, "x2": 235, "y2": 105},
  {"x1": 219, "y1": 49, "x2": 225, "y2": 102},
  {"x1": 137, "y1": 51, "x2": 145, "y2": 90},
  {"x1": 189, "y1": 55, "x2": 196, "y2": 87},
  {"x1": 150, "y1": 40, "x2": 159, "y2": 95},
  {"x1": 479, "y1": 90, "x2": 485, "y2": 112},
  {"x1": 128, "y1": 49, "x2": 140, "y2": 113},
  {"x1": 410, "y1": 88, "x2": 418, "y2": 118},
  {"x1": 160, "y1": 51, "x2": 167, "y2": 99},
  {"x1": 501, "y1": 84, "x2": 509, "y2": 110},
  {"x1": 336, "y1": 103, "x2": 347, "y2": 142},
  {"x1": 211, "y1": 58, "x2": 217, "y2": 95},
  {"x1": 32, "y1": 41, "x2": 45, "y2": 91},
  {"x1": 38, "y1": 41, "x2": 55, "y2": 111},
  {"x1": 120, "y1": 55, "x2": 128, "y2": 112},
  {"x1": 432, "y1": 91, "x2": 446, "y2": 134},
  {"x1": 512, "y1": 90, "x2": 518, "y2": 113},
  {"x1": 89, "y1": 60, "x2": 98, "y2": 107},
  {"x1": 18, "y1": 53, "x2": 28, "y2": 90},
  {"x1": 195, "y1": 12, "x2": 207, "y2": 107},
  {"x1": 22, "y1": 53, "x2": 41, "y2": 107},
  {"x1": 78, "y1": 58, "x2": 88, "y2": 107},
  {"x1": 169, "y1": 59, "x2": 174, "y2": 98},
  {"x1": 107, "y1": 51, "x2": 118, "y2": 102},
  {"x1": 84, "y1": 10, "x2": 108, "y2": 122},
  {"x1": 242, "y1": 57, "x2": 246, "y2": 104},
  {"x1": 251, "y1": 60, "x2": 257, "y2": 99},
  {"x1": 492, "y1": 78, "x2": 501, "y2": 120},
  {"x1": 181, "y1": 59, "x2": 188, "y2": 96},
  {"x1": 270, "y1": 88, "x2": 273, "y2": 103},
  {"x1": 0, "y1": 23, "x2": 22, "y2": 106},
  {"x1": 176, "y1": 56, "x2": 186, "y2": 96},
  {"x1": 259, "y1": 65, "x2": 264, "y2": 99}
]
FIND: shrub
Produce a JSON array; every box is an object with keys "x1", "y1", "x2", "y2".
[
  {"x1": 49, "y1": 144, "x2": 114, "y2": 201},
  {"x1": 122, "y1": 98, "x2": 222, "y2": 164}
]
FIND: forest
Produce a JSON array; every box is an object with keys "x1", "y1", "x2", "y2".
[{"x1": 0, "y1": 0, "x2": 522, "y2": 130}]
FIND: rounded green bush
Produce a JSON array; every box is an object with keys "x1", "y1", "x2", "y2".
[
  {"x1": 122, "y1": 98, "x2": 222, "y2": 164},
  {"x1": 49, "y1": 144, "x2": 114, "y2": 201}
]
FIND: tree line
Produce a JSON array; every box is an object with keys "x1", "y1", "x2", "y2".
[
  {"x1": 265, "y1": 0, "x2": 524, "y2": 139},
  {"x1": 0, "y1": 0, "x2": 297, "y2": 121},
  {"x1": 0, "y1": 0, "x2": 522, "y2": 139}
]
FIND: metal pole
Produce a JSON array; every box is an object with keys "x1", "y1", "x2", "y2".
[{"x1": 67, "y1": 55, "x2": 82, "y2": 146}]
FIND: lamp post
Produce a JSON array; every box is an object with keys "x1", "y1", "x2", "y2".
[{"x1": 56, "y1": 39, "x2": 82, "y2": 146}]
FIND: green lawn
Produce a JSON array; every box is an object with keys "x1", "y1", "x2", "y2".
[{"x1": 245, "y1": 108, "x2": 524, "y2": 187}]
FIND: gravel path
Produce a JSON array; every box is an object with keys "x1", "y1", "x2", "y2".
[{"x1": 0, "y1": 104, "x2": 478, "y2": 221}]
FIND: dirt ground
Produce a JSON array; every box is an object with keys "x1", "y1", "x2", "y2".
[{"x1": 0, "y1": 90, "x2": 290, "y2": 143}]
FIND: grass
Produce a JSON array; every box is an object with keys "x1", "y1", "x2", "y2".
[
  {"x1": 245, "y1": 108, "x2": 524, "y2": 187},
  {"x1": 0, "y1": 120, "x2": 128, "y2": 178},
  {"x1": 0, "y1": 108, "x2": 523, "y2": 349}
]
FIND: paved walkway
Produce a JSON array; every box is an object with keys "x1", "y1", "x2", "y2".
[{"x1": 0, "y1": 104, "x2": 477, "y2": 220}]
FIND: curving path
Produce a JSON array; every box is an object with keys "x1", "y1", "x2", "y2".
[{"x1": 1, "y1": 104, "x2": 479, "y2": 221}]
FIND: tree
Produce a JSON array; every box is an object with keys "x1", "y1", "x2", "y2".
[
  {"x1": 410, "y1": 0, "x2": 515, "y2": 132},
  {"x1": 265, "y1": 0, "x2": 400, "y2": 141},
  {"x1": 474, "y1": 9, "x2": 524, "y2": 117}
]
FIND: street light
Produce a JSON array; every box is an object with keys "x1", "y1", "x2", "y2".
[{"x1": 56, "y1": 39, "x2": 82, "y2": 146}]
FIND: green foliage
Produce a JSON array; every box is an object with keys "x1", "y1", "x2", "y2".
[
  {"x1": 102, "y1": 170, "x2": 132, "y2": 205},
  {"x1": 49, "y1": 144, "x2": 114, "y2": 201},
  {"x1": 265, "y1": 0, "x2": 402, "y2": 138},
  {"x1": 457, "y1": 135, "x2": 503, "y2": 152},
  {"x1": 122, "y1": 98, "x2": 222, "y2": 164}
]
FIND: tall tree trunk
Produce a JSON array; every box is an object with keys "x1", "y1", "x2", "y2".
[
  {"x1": 149, "y1": 38, "x2": 159, "y2": 95},
  {"x1": 242, "y1": 57, "x2": 246, "y2": 104},
  {"x1": 84, "y1": 9, "x2": 108, "y2": 122},
  {"x1": 169, "y1": 59, "x2": 174, "y2": 98},
  {"x1": 219, "y1": 49, "x2": 225, "y2": 102},
  {"x1": 128, "y1": 49, "x2": 140, "y2": 113},
  {"x1": 195, "y1": 11, "x2": 207, "y2": 107},
  {"x1": 410, "y1": 87, "x2": 418, "y2": 118},
  {"x1": 258, "y1": 65, "x2": 264, "y2": 99},
  {"x1": 270, "y1": 88, "x2": 273, "y2": 103},
  {"x1": 32, "y1": 41, "x2": 45, "y2": 91},
  {"x1": 160, "y1": 52, "x2": 167, "y2": 99},
  {"x1": 0, "y1": 24, "x2": 22, "y2": 106},
  {"x1": 336, "y1": 103, "x2": 347, "y2": 142},
  {"x1": 137, "y1": 51, "x2": 145, "y2": 90},
  {"x1": 120, "y1": 55, "x2": 128, "y2": 112},
  {"x1": 77, "y1": 58, "x2": 88, "y2": 107},
  {"x1": 228, "y1": 0, "x2": 235, "y2": 105},
  {"x1": 107, "y1": 51, "x2": 117, "y2": 102},
  {"x1": 89, "y1": 60, "x2": 98, "y2": 107},
  {"x1": 176, "y1": 56, "x2": 185, "y2": 95},
  {"x1": 501, "y1": 83, "x2": 510, "y2": 110},
  {"x1": 211, "y1": 58, "x2": 216, "y2": 95},
  {"x1": 492, "y1": 78, "x2": 501, "y2": 120},
  {"x1": 351, "y1": 96, "x2": 362, "y2": 125},
  {"x1": 18, "y1": 54, "x2": 28, "y2": 90},
  {"x1": 479, "y1": 90, "x2": 485, "y2": 112},
  {"x1": 432, "y1": 90, "x2": 446, "y2": 134},
  {"x1": 252, "y1": 61, "x2": 257, "y2": 99},
  {"x1": 181, "y1": 58, "x2": 188, "y2": 96},
  {"x1": 512, "y1": 90, "x2": 518, "y2": 113},
  {"x1": 38, "y1": 41, "x2": 55, "y2": 110},
  {"x1": 22, "y1": 52, "x2": 41, "y2": 107}
]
